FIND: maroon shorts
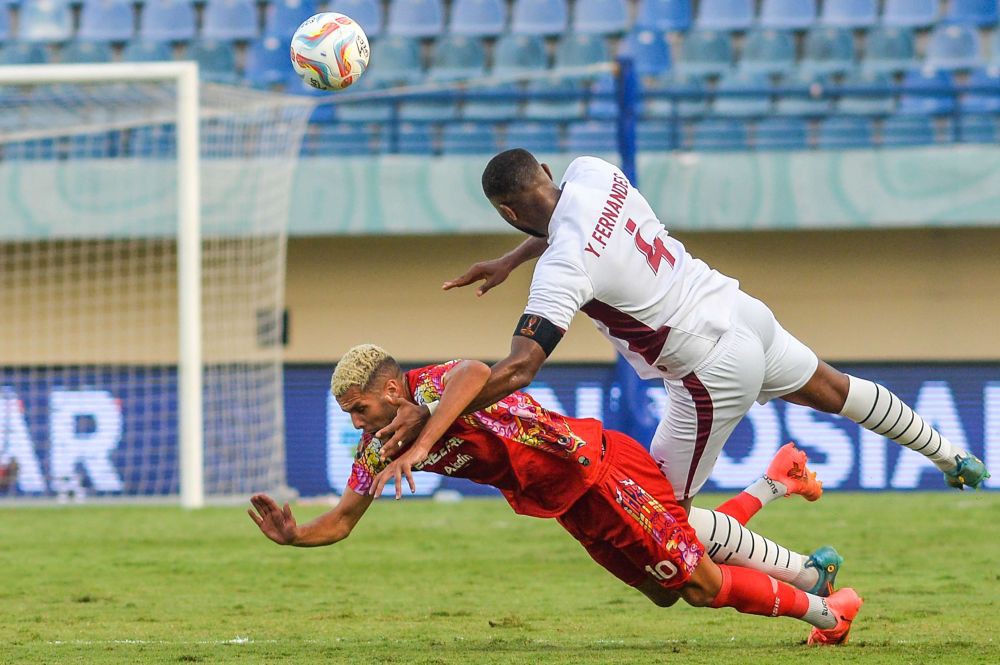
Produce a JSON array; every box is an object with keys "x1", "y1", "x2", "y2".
[{"x1": 557, "y1": 430, "x2": 704, "y2": 590}]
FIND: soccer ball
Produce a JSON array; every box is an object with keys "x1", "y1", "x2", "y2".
[{"x1": 290, "y1": 13, "x2": 370, "y2": 91}]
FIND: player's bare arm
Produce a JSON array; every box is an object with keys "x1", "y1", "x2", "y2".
[
  {"x1": 371, "y1": 360, "x2": 492, "y2": 499},
  {"x1": 248, "y1": 489, "x2": 373, "y2": 547},
  {"x1": 442, "y1": 236, "x2": 547, "y2": 296},
  {"x1": 465, "y1": 335, "x2": 548, "y2": 413}
]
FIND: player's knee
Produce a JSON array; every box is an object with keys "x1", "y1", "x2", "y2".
[{"x1": 646, "y1": 588, "x2": 681, "y2": 608}]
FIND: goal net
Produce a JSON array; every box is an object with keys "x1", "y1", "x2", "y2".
[{"x1": 0, "y1": 64, "x2": 314, "y2": 505}]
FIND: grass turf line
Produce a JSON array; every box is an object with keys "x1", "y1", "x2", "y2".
[{"x1": 1, "y1": 492, "x2": 998, "y2": 664}]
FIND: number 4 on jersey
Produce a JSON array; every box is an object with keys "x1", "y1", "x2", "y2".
[{"x1": 625, "y1": 219, "x2": 675, "y2": 275}]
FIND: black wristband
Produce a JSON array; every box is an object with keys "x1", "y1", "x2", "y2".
[{"x1": 514, "y1": 314, "x2": 564, "y2": 357}]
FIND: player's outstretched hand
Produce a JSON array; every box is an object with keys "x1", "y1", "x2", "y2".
[
  {"x1": 370, "y1": 446, "x2": 429, "y2": 500},
  {"x1": 441, "y1": 257, "x2": 513, "y2": 297},
  {"x1": 375, "y1": 397, "x2": 430, "y2": 462},
  {"x1": 248, "y1": 493, "x2": 298, "y2": 545}
]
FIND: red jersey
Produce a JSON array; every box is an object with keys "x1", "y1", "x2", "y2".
[{"x1": 346, "y1": 361, "x2": 606, "y2": 517}]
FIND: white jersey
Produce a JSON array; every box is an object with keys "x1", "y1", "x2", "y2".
[{"x1": 524, "y1": 157, "x2": 740, "y2": 380}]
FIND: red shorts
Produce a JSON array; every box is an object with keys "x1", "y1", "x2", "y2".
[{"x1": 557, "y1": 430, "x2": 704, "y2": 590}]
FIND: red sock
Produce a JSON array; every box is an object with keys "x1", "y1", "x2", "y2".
[
  {"x1": 710, "y1": 565, "x2": 809, "y2": 618},
  {"x1": 714, "y1": 491, "x2": 762, "y2": 526}
]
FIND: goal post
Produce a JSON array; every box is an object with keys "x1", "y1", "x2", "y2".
[{"x1": 0, "y1": 63, "x2": 314, "y2": 506}]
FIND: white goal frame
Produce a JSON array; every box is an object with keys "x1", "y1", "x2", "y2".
[{"x1": 0, "y1": 63, "x2": 205, "y2": 507}]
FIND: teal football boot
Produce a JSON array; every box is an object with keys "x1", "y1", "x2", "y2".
[
  {"x1": 805, "y1": 545, "x2": 843, "y2": 598},
  {"x1": 943, "y1": 453, "x2": 990, "y2": 490}
]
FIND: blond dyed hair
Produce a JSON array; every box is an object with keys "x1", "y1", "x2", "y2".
[{"x1": 331, "y1": 344, "x2": 400, "y2": 398}]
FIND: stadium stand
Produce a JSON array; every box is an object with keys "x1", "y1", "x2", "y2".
[
  {"x1": 947, "y1": 0, "x2": 998, "y2": 27},
  {"x1": 696, "y1": 0, "x2": 754, "y2": 31},
  {"x1": 800, "y1": 27, "x2": 855, "y2": 76},
  {"x1": 449, "y1": 0, "x2": 506, "y2": 37},
  {"x1": 821, "y1": 0, "x2": 878, "y2": 28},
  {"x1": 882, "y1": 0, "x2": 938, "y2": 28},
  {"x1": 754, "y1": 116, "x2": 809, "y2": 150},
  {"x1": 573, "y1": 0, "x2": 629, "y2": 36},
  {"x1": 78, "y1": 0, "x2": 134, "y2": 43},
  {"x1": 621, "y1": 29, "x2": 671, "y2": 76},
  {"x1": 510, "y1": 0, "x2": 568, "y2": 36},
  {"x1": 636, "y1": 0, "x2": 692, "y2": 32},
  {"x1": 759, "y1": 0, "x2": 817, "y2": 30},
  {"x1": 139, "y1": 0, "x2": 197, "y2": 42},
  {"x1": 264, "y1": 0, "x2": 318, "y2": 40},
  {"x1": 738, "y1": 29, "x2": 796, "y2": 76},
  {"x1": 387, "y1": 0, "x2": 445, "y2": 38}
]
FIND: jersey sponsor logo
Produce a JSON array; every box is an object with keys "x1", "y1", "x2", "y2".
[
  {"x1": 443, "y1": 453, "x2": 473, "y2": 475},
  {"x1": 584, "y1": 171, "x2": 630, "y2": 259},
  {"x1": 414, "y1": 436, "x2": 464, "y2": 471}
]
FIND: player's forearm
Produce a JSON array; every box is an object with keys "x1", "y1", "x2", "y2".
[
  {"x1": 413, "y1": 361, "x2": 491, "y2": 453},
  {"x1": 290, "y1": 512, "x2": 351, "y2": 547},
  {"x1": 464, "y1": 357, "x2": 535, "y2": 413},
  {"x1": 502, "y1": 237, "x2": 548, "y2": 269}
]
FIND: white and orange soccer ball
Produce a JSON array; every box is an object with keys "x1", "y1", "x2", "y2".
[{"x1": 290, "y1": 12, "x2": 370, "y2": 91}]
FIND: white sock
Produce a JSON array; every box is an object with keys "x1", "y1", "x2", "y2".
[
  {"x1": 840, "y1": 375, "x2": 964, "y2": 472},
  {"x1": 744, "y1": 475, "x2": 788, "y2": 506},
  {"x1": 802, "y1": 594, "x2": 837, "y2": 629},
  {"x1": 688, "y1": 508, "x2": 818, "y2": 591}
]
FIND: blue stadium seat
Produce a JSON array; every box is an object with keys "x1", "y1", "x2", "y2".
[
  {"x1": 925, "y1": 24, "x2": 983, "y2": 71},
  {"x1": 587, "y1": 74, "x2": 617, "y2": 119},
  {"x1": 555, "y1": 33, "x2": 610, "y2": 68},
  {"x1": 962, "y1": 67, "x2": 1000, "y2": 112},
  {"x1": 364, "y1": 37, "x2": 424, "y2": 86},
  {"x1": 140, "y1": 0, "x2": 196, "y2": 42},
  {"x1": 637, "y1": 120, "x2": 678, "y2": 150},
  {"x1": 302, "y1": 123, "x2": 378, "y2": 156},
  {"x1": 881, "y1": 114, "x2": 937, "y2": 146},
  {"x1": 882, "y1": 0, "x2": 938, "y2": 28},
  {"x1": 19, "y1": 0, "x2": 73, "y2": 43},
  {"x1": 504, "y1": 122, "x2": 561, "y2": 152},
  {"x1": 800, "y1": 27, "x2": 855, "y2": 76},
  {"x1": 696, "y1": 0, "x2": 753, "y2": 31},
  {"x1": 678, "y1": 30, "x2": 733, "y2": 77},
  {"x1": 0, "y1": 42, "x2": 46, "y2": 65},
  {"x1": 898, "y1": 68, "x2": 956, "y2": 115},
  {"x1": 510, "y1": 0, "x2": 567, "y2": 36},
  {"x1": 821, "y1": 0, "x2": 877, "y2": 28},
  {"x1": 387, "y1": 0, "x2": 445, "y2": 38},
  {"x1": 774, "y1": 71, "x2": 833, "y2": 116},
  {"x1": 566, "y1": 121, "x2": 618, "y2": 152},
  {"x1": 713, "y1": 71, "x2": 772, "y2": 116},
  {"x1": 643, "y1": 71, "x2": 709, "y2": 118},
  {"x1": 428, "y1": 35, "x2": 486, "y2": 81},
  {"x1": 573, "y1": 0, "x2": 628, "y2": 36},
  {"x1": 461, "y1": 83, "x2": 522, "y2": 120},
  {"x1": 449, "y1": 0, "x2": 506, "y2": 37},
  {"x1": 817, "y1": 116, "x2": 873, "y2": 148},
  {"x1": 636, "y1": 0, "x2": 691, "y2": 32},
  {"x1": 60, "y1": 40, "x2": 113, "y2": 63},
  {"x1": 862, "y1": 27, "x2": 916, "y2": 75},
  {"x1": 122, "y1": 39, "x2": 173, "y2": 62},
  {"x1": 523, "y1": 76, "x2": 587, "y2": 120},
  {"x1": 441, "y1": 122, "x2": 499, "y2": 153},
  {"x1": 946, "y1": 0, "x2": 998, "y2": 27},
  {"x1": 398, "y1": 92, "x2": 459, "y2": 121},
  {"x1": 388, "y1": 123, "x2": 436, "y2": 155},
  {"x1": 337, "y1": 0, "x2": 383, "y2": 39},
  {"x1": 245, "y1": 36, "x2": 288, "y2": 87},
  {"x1": 202, "y1": 0, "x2": 258, "y2": 41},
  {"x1": 334, "y1": 76, "x2": 395, "y2": 122},
  {"x1": 754, "y1": 117, "x2": 808, "y2": 149},
  {"x1": 836, "y1": 70, "x2": 895, "y2": 115},
  {"x1": 689, "y1": 118, "x2": 748, "y2": 150},
  {"x1": 264, "y1": 0, "x2": 317, "y2": 40},
  {"x1": 759, "y1": 0, "x2": 817, "y2": 30},
  {"x1": 78, "y1": 0, "x2": 134, "y2": 42},
  {"x1": 621, "y1": 30, "x2": 672, "y2": 76},
  {"x1": 956, "y1": 114, "x2": 997, "y2": 143},
  {"x1": 492, "y1": 34, "x2": 548, "y2": 73},
  {"x1": 188, "y1": 40, "x2": 239, "y2": 83},
  {"x1": 738, "y1": 29, "x2": 796, "y2": 76}
]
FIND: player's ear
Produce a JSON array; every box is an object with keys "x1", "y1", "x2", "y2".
[
  {"x1": 498, "y1": 203, "x2": 517, "y2": 224},
  {"x1": 540, "y1": 163, "x2": 553, "y2": 181}
]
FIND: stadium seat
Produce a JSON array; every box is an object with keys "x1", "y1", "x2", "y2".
[
  {"x1": 898, "y1": 68, "x2": 956, "y2": 115},
  {"x1": 566, "y1": 121, "x2": 618, "y2": 152},
  {"x1": 881, "y1": 0, "x2": 938, "y2": 28},
  {"x1": 946, "y1": 0, "x2": 998, "y2": 27},
  {"x1": 759, "y1": 0, "x2": 817, "y2": 30},
  {"x1": 188, "y1": 40, "x2": 239, "y2": 84},
  {"x1": 244, "y1": 36, "x2": 289, "y2": 87},
  {"x1": 264, "y1": 0, "x2": 317, "y2": 40},
  {"x1": 573, "y1": 0, "x2": 629, "y2": 36},
  {"x1": 961, "y1": 67, "x2": 1000, "y2": 112},
  {"x1": 800, "y1": 27, "x2": 855, "y2": 76},
  {"x1": 696, "y1": 0, "x2": 754, "y2": 31},
  {"x1": 817, "y1": 116, "x2": 874, "y2": 148},
  {"x1": 738, "y1": 29, "x2": 796, "y2": 76},
  {"x1": 449, "y1": 0, "x2": 506, "y2": 37},
  {"x1": 337, "y1": 0, "x2": 383, "y2": 39},
  {"x1": 398, "y1": 92, "x2": 459, "y2": 121},
  {"x1": 140, "y1": 0, "x2": 197, "y2": 42},
  {"x1": 821, "y1": 0, "x2": 877, "y2": 28},
  {"x1": 78, "y1": 0, "x2": 134, "y2": 42},
  {"x1": 0, "y1": 42, "x2": 47, "y2": 65},
  {"x1": 121, "y1": 39, "x2": 173, "y2": 62},
  {"x1": 441, "y1": 122, "x2": 499, "y2": 153},
  {"x1": 956, "y1": 114, "x2": 997, "y2": 143},
  {"x1": 622, "y1": 30, "x2": 672, "y2": 77},
  {"x1": 461, "y1": 82, "x2": 522, "y2": 120},
  {"x1": 302, "y1": 123, "x2": 378, "y2": 156},
  {"x1": 637, "y1": 120, "x2": 678, "y2": 150},
  {"x1": 689, "y1": 118, "x2": 748, "y2": 150},
  {"x1": 925, "y1": 24, "x2": 983, "y2": 71},
  {"x1": 364, "y1": 37, "x2": 424, "y2": 86},
  {"x1": 510, "y1": 0, "x2": 568, "y2": 36},
  {"x1": 862, "y1": 27, "x2": 916, "y2": 75},
  {"x1": 642, "y1": 71, "x2": 709, "y2": 118},
  {"x1": 754, "y1": 117, "x2": 808, "y2": 149},
  {"x1": 388, "y1": 123, "x2": 436, "y2": 154},
  {"x1": 428, "y1": 35, "x2": 486, "y2": 81},
  {"x1": 678, "y1": 30, "x2": 733, "y2": 77},
  {"x1": 334, "y1": 76, "x2": 395, "y2": 122},
  {"x1": 504, "y1": 122, "x2": 561, "y2": 152},
  {"x1": 202, "y1": 0, "x2": 258, "y2": 41},
  {"x1": 523, "y1": 76, "x2": 587, "y2": 120},
  {"x1": 19, "y1": 0, "x2": 73, "y2": 43},
  {"x1": 836, "y1": 70, "x2": 895, "y2": 115},
  {"x1": 881, "y1": 114, "x2": 937, "y2": 146},
  {"x1": 0, "y1": 8, "x2": 9, "y2": 40},
  {"x1": 635, "y1": 0, "x2": 692, "y2": 32},
  {"x1": 492, "y1": 34, "x2": 549, "y2": 73},
  {"x1": 387, "y1": 0, "x2": 445, "y2": 38},
  {"x1": 713, "y1": 71, "x2": 772, "y2": 117},
  {"x1": 60, "y1": 40, "x2": 113, "y2": 63},
  {"x1": 555, "y1": 33, "x2": 610, "y2": 68},
  {"x1": 587, "y1": 74, "x2": 617, "y2": 119},
  {"x1": 774, "y1": 71, "x2": 833, "y2": 116}
]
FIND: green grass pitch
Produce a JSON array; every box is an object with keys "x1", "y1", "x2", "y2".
[{"x1": 2, "y1": 493, "x2": 998, "y2": 664}]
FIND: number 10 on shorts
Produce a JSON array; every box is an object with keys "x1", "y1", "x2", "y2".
[{"x1": 645, "y1": 559, "x2": 678, "y2": 581}]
